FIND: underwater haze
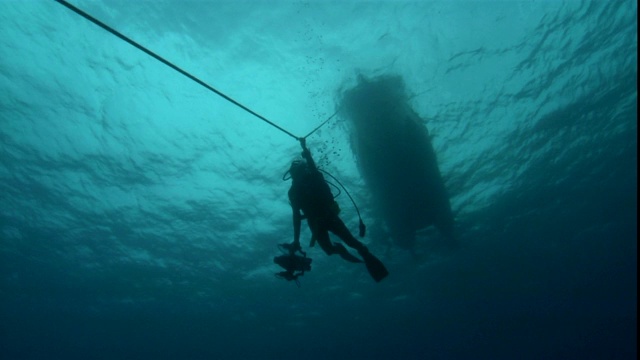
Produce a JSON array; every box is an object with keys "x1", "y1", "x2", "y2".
[{"x1": 1, "y1": 1, "x2": 637, "y2": 359}]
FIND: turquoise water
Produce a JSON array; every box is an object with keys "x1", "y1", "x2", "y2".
[{"x1": 1, "y1": 1, "x2": 636, "y2": 359}]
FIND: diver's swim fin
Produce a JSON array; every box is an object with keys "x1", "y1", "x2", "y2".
[{"x1": 359, "y1": 250, "x2": 389, "y2": 282}]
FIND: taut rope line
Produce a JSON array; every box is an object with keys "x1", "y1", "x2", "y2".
[{"x1": 54, "y1": 0, "x2": 335, "y2": 141}]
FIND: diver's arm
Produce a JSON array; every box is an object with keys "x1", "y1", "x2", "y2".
[
  {"x1": 300, "y1": 139, "x2": 317, "y2": 170},
  {"x1": 302, "y1": 148, "x2": 317, "y2": 170}
]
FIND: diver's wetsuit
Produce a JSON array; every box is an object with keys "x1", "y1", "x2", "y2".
[{"x1": 288, "y1": 144, "x2": 389, "y2": 282}]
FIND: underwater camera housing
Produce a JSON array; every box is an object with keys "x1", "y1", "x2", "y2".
[{"x1": 274, "y1": 243, "x2": 312, "y2": 287}]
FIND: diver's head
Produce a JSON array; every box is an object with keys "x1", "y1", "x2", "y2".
[{"x1": 288, "y1": 160, "x2": 308, "y2": 180}]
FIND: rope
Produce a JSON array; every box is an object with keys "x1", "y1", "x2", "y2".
[
  {"x1": 54, "y1": 0, "x2": 303, "y2": 140},
  {"x1": 301, "y1": 110, "x2": 338, "y2": 140}
]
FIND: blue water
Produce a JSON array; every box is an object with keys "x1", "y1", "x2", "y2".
[{"x1": 0, "y1": 1, "x2": 636, "y2": 359}]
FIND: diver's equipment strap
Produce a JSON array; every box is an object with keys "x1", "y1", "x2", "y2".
[{"x1": 318, "y1": 169, "x2": 367, "y2": 238}]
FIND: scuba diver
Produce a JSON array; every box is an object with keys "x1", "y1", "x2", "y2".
[{"x1": 280, "y1": 138, "x2": 389, "y2": 283}]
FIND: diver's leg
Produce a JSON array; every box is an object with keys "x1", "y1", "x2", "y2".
[
  {"x1": 328, "y1": 216, "x2": 389, "y2": 282},
  {"x1": 314, "y1": 227, "x2": 333, "y2": 255},
  {"x1": 326, "y1": 216, "x2": 366, "y2": 252},
  {"x1": 332, "y1": 243, "x2": 364, "y2": 263},
  {"x1": 315, "y1": 220, "x2": 362, "y2": 263}
]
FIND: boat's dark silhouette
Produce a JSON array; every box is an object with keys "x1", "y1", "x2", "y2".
[{"x1": 339, "y1": 75, "x2": 455, "y2": 249}]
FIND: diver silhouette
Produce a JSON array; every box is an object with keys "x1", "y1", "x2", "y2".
[{"x1": 284, "y1": 138, "x2": 388, "y2": 282}]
